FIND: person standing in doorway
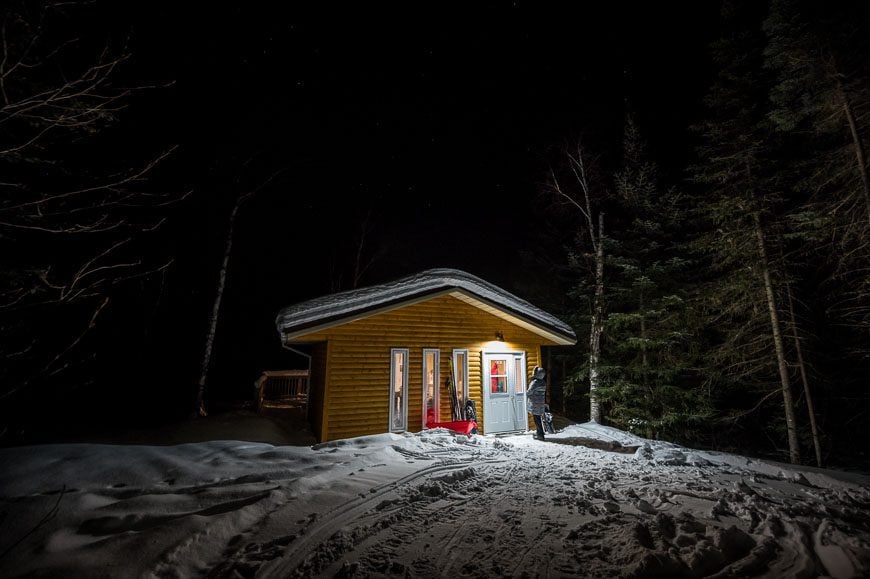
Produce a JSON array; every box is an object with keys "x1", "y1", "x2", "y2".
[{"x1": 526, "y1": 366, "x2": 547, "y2": 440}]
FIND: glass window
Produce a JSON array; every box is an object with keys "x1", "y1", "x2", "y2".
[
  {"x1": 390, "y1": 349, "x2": 409, "y2": 432},
  {"x1": 453, "y1": 349, "x2": 468, "y2": 409},
  {"x1": 423, "y1": 349, "x2": 439, "y2": 426},
  {"x1": 514, "y1": 357, "x2": 526, "y2": 393}
]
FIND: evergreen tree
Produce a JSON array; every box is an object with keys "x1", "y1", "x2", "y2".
[
  {"x1": 598, "y1": 112, "x2": 710, "y2": 443},
  {"x1": 763, "y1": 0, "x2": 870, "y2": 348},
  {"x1": 762, "y1": 0, "x2": 870, "y2": 462},
  {"x1": 688, "y1": 0, "x2": 802, "y2": 463}
]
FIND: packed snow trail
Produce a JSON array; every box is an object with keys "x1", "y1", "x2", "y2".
[
  {"x1": 255, "y1": 430, "x2": 870, "y2": 578},
  {"x1": 1, "y1": 424, "x2": 868, "y2": 578}
]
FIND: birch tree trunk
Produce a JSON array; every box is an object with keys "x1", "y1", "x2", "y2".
[
  {"x1": 550, "y1": 145, "x2": 606, "y2": 424},
  {"x1": 754, "y1": 212, "x2": 801, "y2": 464},
  {"x1": 193, "y1": 192, "x2": 250, "y2": 417},
  {"x1": 589, "y1": 212, "x2": 605, "y2": 424},
  {"x1": 191, "y1": 167, "x2": 283, "y2": 417}
]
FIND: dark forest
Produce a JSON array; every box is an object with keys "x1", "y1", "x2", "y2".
[{"x1": 1, "y1": 0, "x2": 868, "y2": 469}]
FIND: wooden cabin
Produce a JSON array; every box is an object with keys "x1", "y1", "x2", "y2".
[{"x1": 275, "y1": 268, "x2": 576, "y2": 442}]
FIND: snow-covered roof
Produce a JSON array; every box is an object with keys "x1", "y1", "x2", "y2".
[{"x1": 275, "y1": 268, "x2": 577, "y2": 345}]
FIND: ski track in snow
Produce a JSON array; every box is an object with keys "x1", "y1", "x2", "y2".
[
  {"x1": 1, "y1": 428, "x2": 869, "y2": 578},
  {"x1": 255, "y1": 438, "x2": 870, "y2": 579}
]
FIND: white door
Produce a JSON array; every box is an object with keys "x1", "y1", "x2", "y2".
[{"x1": 483, "y1": 352, "x2": 527, "y2": 434}]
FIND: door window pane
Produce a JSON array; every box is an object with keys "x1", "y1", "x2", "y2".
[{"x1": 490, "y1": 359, "x2": 506, "y2": 393}]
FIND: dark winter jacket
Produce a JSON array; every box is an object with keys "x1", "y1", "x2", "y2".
[{"x1": 526, "y1": 376, "x2": 547, "y2": 416}]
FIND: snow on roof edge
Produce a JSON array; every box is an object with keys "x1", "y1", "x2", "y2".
[{"x1": 275, "y1": 268, "x2": 576, "y2": 341}]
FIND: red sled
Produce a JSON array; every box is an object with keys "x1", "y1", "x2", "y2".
[
  {"x1": 425, "y1": 419, "x2": 478, "y2": 436},
  {"x1": 425, "y1": 409, "x2": 478, "y2": 435}
]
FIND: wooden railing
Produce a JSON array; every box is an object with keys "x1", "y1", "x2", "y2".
[{"x1": 256, "y1": 370, "x2": 309, "y2": 412}]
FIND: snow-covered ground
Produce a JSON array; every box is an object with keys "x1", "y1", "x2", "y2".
[{"x1": 1, "y1": 422, "x2": 869, "y2": 578}]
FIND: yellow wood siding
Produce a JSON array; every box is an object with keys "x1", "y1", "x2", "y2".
[
  {"x1": 288, "y1": 294, "x2": 558, "y2": 441},
  {"x1": 308, "y1": 343, "x2": 328, "y2": 442}
]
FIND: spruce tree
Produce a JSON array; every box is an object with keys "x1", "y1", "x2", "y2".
[
  {"x1": 763, "y1": 0, "x2": 870, "y2": 349},
  {"x1": 688, "y1": 0, "x2": 802, "y2": 463},
  {"x1": 599, "y1": 112, "x2": 710, "y2": 443},
  {"x1": 762, "y1": 0, "x2": 870, "y2": 462}
]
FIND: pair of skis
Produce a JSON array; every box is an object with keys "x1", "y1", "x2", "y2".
[
  {"x1": 446, "y1": 357, "x2": 479, "y2": 434},
  {"x1": 445, "y1": 358, "x2": 478, "y2": 434},
  {"x1": 446, "y1": 357, "x2": 463, "y2": 421}
]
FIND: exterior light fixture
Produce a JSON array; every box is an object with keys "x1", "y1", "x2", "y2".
[{"x1": 495, "y1": 331, "x2": 504, "y2": 342}]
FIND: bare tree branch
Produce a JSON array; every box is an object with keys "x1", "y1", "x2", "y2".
[{"x1": 0, "y1": 2, "x2": 185, "y2": 436}]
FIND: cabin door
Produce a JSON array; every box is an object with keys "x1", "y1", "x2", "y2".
[{"x1": 483, "y1": 351, "x2": 527, "y2": 434}]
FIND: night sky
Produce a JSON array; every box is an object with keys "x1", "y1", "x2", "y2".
[
  {"x1": 117, "y1": 1, "x2": 718, "y2": 257},
  {"x1": 16, "y1": 2, "x2": 723, "y2": 421}
]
